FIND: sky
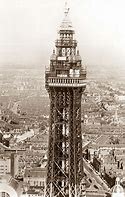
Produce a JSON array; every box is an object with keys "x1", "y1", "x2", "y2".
[{"x1": 0, "y1": 0, "x2": 125, "y2": 68}]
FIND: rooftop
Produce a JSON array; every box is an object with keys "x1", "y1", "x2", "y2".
[{"x1": 24, "y1": 167, "x2": 46, "y2": 178}]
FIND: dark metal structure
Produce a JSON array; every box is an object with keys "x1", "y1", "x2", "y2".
[{"x1": 45, "y1": 4, "x2": 86, "y2": 197}]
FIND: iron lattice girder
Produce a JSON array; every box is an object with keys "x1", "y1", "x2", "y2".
[{"x1": 45, "y1": 87, "x2": 84, "y2": 197}]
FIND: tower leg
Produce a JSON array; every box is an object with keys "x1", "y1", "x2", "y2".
[{"x1": 45, "y1": 88, "x2": 86, "y2": 197}]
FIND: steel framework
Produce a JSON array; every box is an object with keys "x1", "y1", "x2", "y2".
[{"x1": 45, "y1": 4, "x2": 86, "y2": 197}]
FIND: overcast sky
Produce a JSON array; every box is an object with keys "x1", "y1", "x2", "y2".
[{"x1": 0, "y1": 0, "x2": 125, "y2": 68}]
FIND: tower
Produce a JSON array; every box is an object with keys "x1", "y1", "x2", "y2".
[
  {"x1": 45, "y1": 3, "x2": 86, "y2": 197},
  {"x1": 112, "y1": 177, "x2": 125, "y2": 197}
]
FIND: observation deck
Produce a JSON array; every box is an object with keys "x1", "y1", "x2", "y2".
[
  {"x1": 55, "y1": 39, "x2": 77, "y2": 48},
  {"x1": 45, "y1": 68, "x2": 86, "y2": 89}
]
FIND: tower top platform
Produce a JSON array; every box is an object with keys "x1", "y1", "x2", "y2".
[{"x1": 45, "y1": 2, "x2": 86, "y2": 90}]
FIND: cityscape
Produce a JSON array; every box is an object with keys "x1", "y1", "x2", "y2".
[{"x1": 0, "y1": 1, "x2": 125, "y2": 197}]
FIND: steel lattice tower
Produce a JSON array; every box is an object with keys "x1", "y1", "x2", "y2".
[{"x1": 45, "y1": 4, "x2": 86, "y2": 197}]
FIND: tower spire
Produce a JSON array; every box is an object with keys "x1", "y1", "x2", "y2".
[
  {"x1": 64, "y1": 1, "x2": 70, "y2": 17},
  {"x1": 60, "y1": 1, "x2": 73, "y2": 31}
]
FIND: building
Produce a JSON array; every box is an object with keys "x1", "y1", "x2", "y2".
[
  {"x1": 24, "y1": 167, "x2": 46, "y2": 188},
  {"x1": 0, "y1": 192, "x2": 10, "y2": 197},
  {"x1": 23, "y1": 167, "x2": 46, "y2": 197},
  {"x1": 21, "y1": 190, "x2": 41, "y2": 197},
  {"x1": 0, "y1": 144, "x2": 21, "y2": 178},
  {"x1": 0, "y1": 153, "x2": 19, "y2": 178},
  {"x1": 0, "y1": 156, "x2": 11, "y2": 176},
  {"x1": 0, "y1": 175, "x2": 20, "y2": 197}
]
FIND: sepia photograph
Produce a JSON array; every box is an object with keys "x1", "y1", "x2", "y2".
[{"x1": 0, "y1": 0, "x2": 125, "y2": 196}]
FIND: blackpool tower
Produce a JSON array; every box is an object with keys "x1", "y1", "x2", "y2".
[{"x1": 45, "y1": 3, "x2": 86, "y2": 197}]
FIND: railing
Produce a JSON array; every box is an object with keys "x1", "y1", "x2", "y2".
[
  {"x1": 55, "y1": 39, "x2": 77, "y2": 47},
  {"x1": 45, "y1": 77, "x2": 86, "y2": 87}
]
